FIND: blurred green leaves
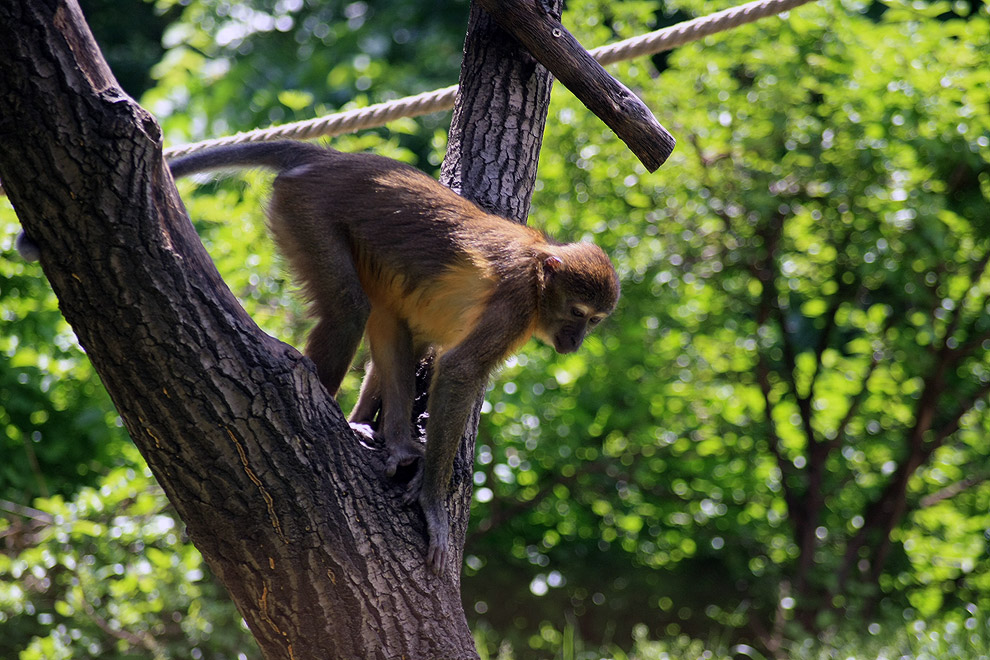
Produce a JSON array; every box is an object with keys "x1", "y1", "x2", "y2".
[
  {"x1": 144, "y1": 0, "x2": 470, "y2": 169},
  {"x1": 465, "y1": 0, "x2": 990, "y2": 652},
  {"x1": 0, "y1": 446, "x2": 255, "y2": 659}
]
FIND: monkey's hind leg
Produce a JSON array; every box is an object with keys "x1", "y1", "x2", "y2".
[
  {"x1": 365, "y1": 308, "x2": 424, "y2": 477},
  {"x1": 267, "y1": 199, "x2": 368, "y2": 395},
  {"x1": 306, "y1": 304, "x2": 368, "y2": 395},
  {"x1": 287, "y1": 240, "x2": 369, "y2": 395},
  {"x1": 349, "y1": 360, "x2": 381, "y2": 425}
]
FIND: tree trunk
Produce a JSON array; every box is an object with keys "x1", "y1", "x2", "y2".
[
  {"x1": 0, "y1": 1, "x2": 555, "y2": 658},
  {"x1": 442, "y1": 1, "x2": 559, "y2": 222}
]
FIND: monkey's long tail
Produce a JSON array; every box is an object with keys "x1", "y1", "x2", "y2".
[{"x1": 168, "y1": 140, "x2": 328, "y2": 179}]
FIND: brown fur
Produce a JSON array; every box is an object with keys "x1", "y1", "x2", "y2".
[{"x1": 169, "y1": 141, "x2": 620, "y2": 571}]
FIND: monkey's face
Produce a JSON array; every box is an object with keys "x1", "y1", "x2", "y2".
[
  {"x1": 542, "y1": 301, "x2": 609, "y2": 354},
  {"x1": 535, "y1": 246, "x2": 619, "y2": 354}
]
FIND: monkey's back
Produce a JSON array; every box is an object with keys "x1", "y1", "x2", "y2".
[{"x1": 267, "y1": 149, "x2": 544, "y2": 349}]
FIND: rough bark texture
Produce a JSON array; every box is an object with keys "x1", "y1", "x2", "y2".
[
  {"x1": 0, "y1": 1, "x2": 555, "y2": 658},
  {"x1": 441, "y1": 1, "x2": 560, "y2": 223}
]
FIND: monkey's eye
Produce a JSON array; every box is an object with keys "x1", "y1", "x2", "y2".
[
  {"x1": 570, "y1": 307, "x2": 586, "y2": 319},
  {"x1": 589, "y1": 315, "x2": 604, "y2": 326}
]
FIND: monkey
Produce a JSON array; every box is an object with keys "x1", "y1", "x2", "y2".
[{"x1": 167, "y1": 140, "x2": 620, "y2": 571}]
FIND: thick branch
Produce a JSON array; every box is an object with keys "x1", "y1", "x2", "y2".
[
  {"x1": 476, "y1": 0, "x2": 675, "y2": 171},
  {"x1": 442, "y1": 1, "x2": 557, "y2": 222},
  {"x1": 0, "y1": 2, "x2": 475, "y2": 658}
]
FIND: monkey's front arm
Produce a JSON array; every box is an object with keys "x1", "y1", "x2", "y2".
[
  {"x1": 411, "y1": 299, "x2": 531, "y2": 572},
  {"x1": 412, "y1": 350, "x2": 487, "y2": 571}
]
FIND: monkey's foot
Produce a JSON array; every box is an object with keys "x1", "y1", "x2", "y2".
[
  {"x1": 401, "y1": 467, "x2": 424, "y2": 506},
  {"x1": 385, "y1": 438, "x2": 425, "y2": 478},
  {"x1": 349, "y1": 422, "x2": 376, "y2": 441}
]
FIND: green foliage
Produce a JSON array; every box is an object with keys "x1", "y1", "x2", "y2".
[
  {"x1": 474, "y1": 613, "x2": 990, "y2": 659},
  {"x1": 144, "y1": 0, "x2": 468, "y2": 169},
  {"x1": 464, "y1": 0, "x2": 990, "y2": 653},
  {"x1": 0, "y1": 445, "x2": 255, "y2": 660},
  {"x1": 0, "y1": 215, "x2": 131, "y2": 503},
  {"x1": 785, "y1": 610, "x2": 990, "y2": 660}
]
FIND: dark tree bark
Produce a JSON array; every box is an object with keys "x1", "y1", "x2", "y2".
[
  {"x1": 442, "y1": 1, "x2": 560, "y2": 221},
  {"x1": 0, "y1": 1, "x2": 558, "y2": 658}
]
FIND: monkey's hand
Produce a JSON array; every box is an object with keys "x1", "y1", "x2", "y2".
[
  {"x1": 419, "y1": 492, "x2": 450, "y2": 573},
  {"x1": 400, "y1": 470, "x2": 448, "y2": 572}
]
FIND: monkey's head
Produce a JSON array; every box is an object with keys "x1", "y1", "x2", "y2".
[{"x1": 535, "y1": 243, "x2": 620, "y2": 354}]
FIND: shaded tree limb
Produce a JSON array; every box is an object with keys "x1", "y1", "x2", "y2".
[{"x1": 920, "y1": 472, "x2": 990, "y2": 508}]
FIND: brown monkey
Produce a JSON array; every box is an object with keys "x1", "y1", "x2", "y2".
[{"x1": 169, "y1": 141, "x2": 619, "y2": 571}]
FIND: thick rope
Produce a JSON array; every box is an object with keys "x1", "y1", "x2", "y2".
[
  {"x1": 1, "y1": 0, "x2": 816, "y2": 195},
  {"x1": 163, "y1": 86, "x2": 459, "y2": 158},
  {"x1": 591, "y1": 0, "x2": 815, "y2": 64},
  {"x1": 163, "y1": 0, "x2": 816, "y2": 159}
]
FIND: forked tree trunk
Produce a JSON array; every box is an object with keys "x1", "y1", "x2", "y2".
[{"x1": 0, "y1": 0, "x2": 558, "y2": 658}]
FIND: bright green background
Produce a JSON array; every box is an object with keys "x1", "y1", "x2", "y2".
[{"x1": 1, "y1": 0, "x2": 988, "y2": 658}]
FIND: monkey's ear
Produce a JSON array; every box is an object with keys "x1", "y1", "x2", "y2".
[{"x1": 543, "y1": 255, "x2": 563, "y2": 273}]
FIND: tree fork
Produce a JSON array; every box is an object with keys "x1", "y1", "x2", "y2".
[{"x1": 0, "y1": 0, "x2": 558, "y2": 657}]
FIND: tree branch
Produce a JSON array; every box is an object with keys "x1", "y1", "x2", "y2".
[
  {"x1": 920, "y1": 473, "x2": 990, "y2": 508},
  {"x1": 79, "y1": 596, "x2": 164, "y2": 657},
  {"x1": 475, "y1": 0, "x2": 675, "y2": 171},
  {"x1": 951, "y1": 328, "x2": 990, "y2": 365},
  {"x1": 931, "y1": 378, "x2": 990, "y2": 447}
]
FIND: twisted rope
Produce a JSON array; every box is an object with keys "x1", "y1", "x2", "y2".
[
  {"x1": 163, "y1": 0, "x2": 816, "y2": 159},
  {"x1": 591, "y1": 0, "x2": 815, "y2": 65},
  {"x1": 0, "y1": 0, "x2": 817, "y2": 196},
  {"x1": 164, "y1": 85, "x2": 459, "y2": 159}
]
